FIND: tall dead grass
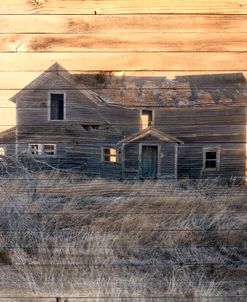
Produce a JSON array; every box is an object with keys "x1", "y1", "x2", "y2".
[{"x1": 0, "y1": 170, "x2": 246, "y2": 301}]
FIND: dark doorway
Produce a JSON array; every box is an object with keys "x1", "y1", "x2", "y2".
[{"x1": 141, "y1": 145, "x2": 158, "y2": 178}]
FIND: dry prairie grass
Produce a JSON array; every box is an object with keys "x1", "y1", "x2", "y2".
[{"x1": 0, "y1": 170, "x2": 246, "y2": 301}]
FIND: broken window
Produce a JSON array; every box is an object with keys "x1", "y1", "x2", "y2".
[
  {"x1": 50, "y1": 94, "x2": 64, "y2": 120},
  {"x1": 44, "y1": 144, "x2": 56, "y2": 155},
  {"x1": 204, "y1": 148, "x2": 220, "y2": 170},
  {"x1": 82, "y1": 125, "x2": 101, "y2": 131},
  {"x1": 141, "y1": 110, "x2": 153, "y2": 130},
  {"x1": 91, "y1": 125, "x2": 100, "y2": 130},
  {"x1": 29, "y1": 144, "x2": 56, "y2": 156},
  {"x1": 103, "y1": 148, "x2": 117, "y2": 163},
  {"x1": 30, "y1": 144, "x2": 43, "y2": 155}
]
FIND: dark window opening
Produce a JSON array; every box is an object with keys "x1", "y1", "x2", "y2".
[
  {"x1": 81, "y1": 125, "x2": 102, "y2": 131},
  {"x1": 82, "y1": 125, "x2": 91, "y2": 131},
  {"x1": 91, "y1": 125, "x2": 100, "y2": 130},
  {"x1": 205, "y1": 151, "x2": 217, "y2": 169},
  {"x1": 50, "y1": 94, "x2": 64, "y2": 120}
]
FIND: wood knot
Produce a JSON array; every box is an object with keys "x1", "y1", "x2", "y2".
[{"x1": 30, "y1": 0, "x2": 46, "y2": 7}]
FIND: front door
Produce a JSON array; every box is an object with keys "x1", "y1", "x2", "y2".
[{"x1": 141, "y1": 146, "x2": 158, "y2": 178}]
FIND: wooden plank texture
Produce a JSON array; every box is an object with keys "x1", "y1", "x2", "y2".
[
  {"x1": 1, "y1": 53, "x2": 247, "y2": 71},
  {"x1": 0, "y1": 1, "x2": 246, "y2": 298},
  {"x1": 1, "y1": 15, "x2": 247, "y2": 34},
  {"x1": 0, "y1": 2, "x2": 246, "y2": 136},
  {"x1": 2, "y1": 33, "x2": 247, "y2": 52},
  {"x1": 1, "y1": 0, "x2": 247, "y2": 14}
]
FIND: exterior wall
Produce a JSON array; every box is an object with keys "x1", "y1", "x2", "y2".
[
  {"x1": 154, "y1": 106, "x2": 246, "y2": 180},
  {"x1": 178, "y1": 143, "x2": 245, "y2": 179},
  {"x1": 15, "y1": 73, "x2": 139, "y2": 177},
  {"x1": 12, "y1": 72, "x2": 247, "y2": 180}
]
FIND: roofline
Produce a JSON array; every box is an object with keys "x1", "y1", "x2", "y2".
[
  {"x1": 117, "y1": 127, "x2": 183, "y2": 145},
  {"x1": 0, "y1": 126, "x2": 16, "y2": 138}
]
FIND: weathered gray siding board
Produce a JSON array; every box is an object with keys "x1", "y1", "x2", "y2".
[{"x1": 178, "y1": 143, "x2": 245, "y2": 179}]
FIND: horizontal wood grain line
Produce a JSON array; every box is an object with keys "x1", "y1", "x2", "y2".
[
  {"x1": 2, "y1": 53, "x2": 247, "y2": 71},
  {"x1": 0, "y1": 87, "x2": 245, "y2": 91},
  {"x1": 4, "y1": 51, "x2": 247, "y2": 54},
  {"x1": 1, "y1": 124, "x2": 247, "y2": 126},
  {"x1": 0, "y1": 70, "x2": 247, "y2": 73},
  {"x1": 2, "y1": 33, "x2": 247, "y2": 52},
  {"x1": 1, "y1": 15, "x2": 247, "y2": 33},
  {"x1": 0, "y1": 262, "x2": 246, "y2": 266},
  {"x1": 0, "y1": 296, "x2": 246, "y2": 299},
  {"x1": 1, "y1": 0, "x2": 247, "y2": 15},
  {"x1": 0, "y1": 71, "x2": 246, "y2": 75}
]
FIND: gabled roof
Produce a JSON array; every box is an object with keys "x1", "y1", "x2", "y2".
[
  {"x1": 9, "y1": 62, "x2": 107, "y2": 105},
  {"x1": 117, "y1": 127, "x2": 183, "y2": 145},
  {"x1": 71, "y1": 72, "x2": 247, "y2": 107}
]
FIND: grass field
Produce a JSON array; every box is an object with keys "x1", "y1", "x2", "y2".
[{"x1": 0, "y1": 171, "x2": 246, "y2": 301}]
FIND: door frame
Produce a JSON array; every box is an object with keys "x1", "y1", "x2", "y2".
[{"x1": 139, "y1": 143, "x2": 161, "y2": 178}]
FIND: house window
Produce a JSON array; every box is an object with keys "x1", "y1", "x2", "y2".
[
  {"x1": 141, "y1": 110, "x2": 153, "y2": 130},
  {"x1": 29, "y1": 144, "x2": 56, "y2": 156},
  {"x1": 103, "y1": 147, "x2": 117, "y2": 163},
  {"x1": 30, "y1": 144, "x2": 43, "y2": 155},
  {"x1": 203, "y1": 148, "x2": 220, "y2": 170},
  {"x1": 44, "y1": 144, "x2": 56, "y2": 155},
  {"x1": 50, "y1": 93, "x2": 64, "y2": 120},
  {"x1": 0, "y1": 147, "x2": 5, "y2": 160}
]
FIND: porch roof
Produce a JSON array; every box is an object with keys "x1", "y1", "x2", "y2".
[{"x1": 117, "y1": 127, "x2": 183, "y2": 145}]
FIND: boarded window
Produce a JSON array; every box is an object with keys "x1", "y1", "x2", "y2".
[
  {"x1": 204, "y1": 149, "x2": 220, "y2": 170},
  {"x1": 141, "y1": 110, "x2": 153, "y2": 130},
  {"x1": 103, "y1": 148, "x2": 117, "y2": 163},
  {"x1": 44, "y1": 144, "x2": 56, "y2": 155},
  {"x1": 0, "y1": 147, "x2": 5, "y2": 160},
  {"x1": 30, "y1": 144, "x2": 43, "y2": 155},
  {"x1": 50, "y1": 94, "x2": 64, "y2": 120}
]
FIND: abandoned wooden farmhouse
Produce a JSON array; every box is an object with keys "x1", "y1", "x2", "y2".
[{"x1": 0, "y1": 63, "x2": 246, "y2": 180}]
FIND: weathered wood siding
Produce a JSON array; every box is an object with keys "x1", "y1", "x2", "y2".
[
  {"x1": 0, "y1": 0, "x2": 246, "y2": 181},
  {"x1": 14, "y1": 76, "x2": 246, "y2": 179}
]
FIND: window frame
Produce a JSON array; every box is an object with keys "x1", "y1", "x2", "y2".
[
  {"x1": 43, "y1": 144, "x2": 57, "y2": 156},
  {"x1": 48, "y1": 92, "x2": 66, "y2": 121},
  {"x1": 29, "y1": 144, "x2": 57, "y2": 157},
  {"x1": 102, "y1": 147, "x2": 118, "y2": 163},
  {"x1": 140, "y1": 109, "x2": 154, "y2": 130},
  {"x1": 203, "y1": 147, "x2": 220, "y2": 171},
  {"x1": 29, "y1": 144, "x2": 43, "y2": 156}
]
